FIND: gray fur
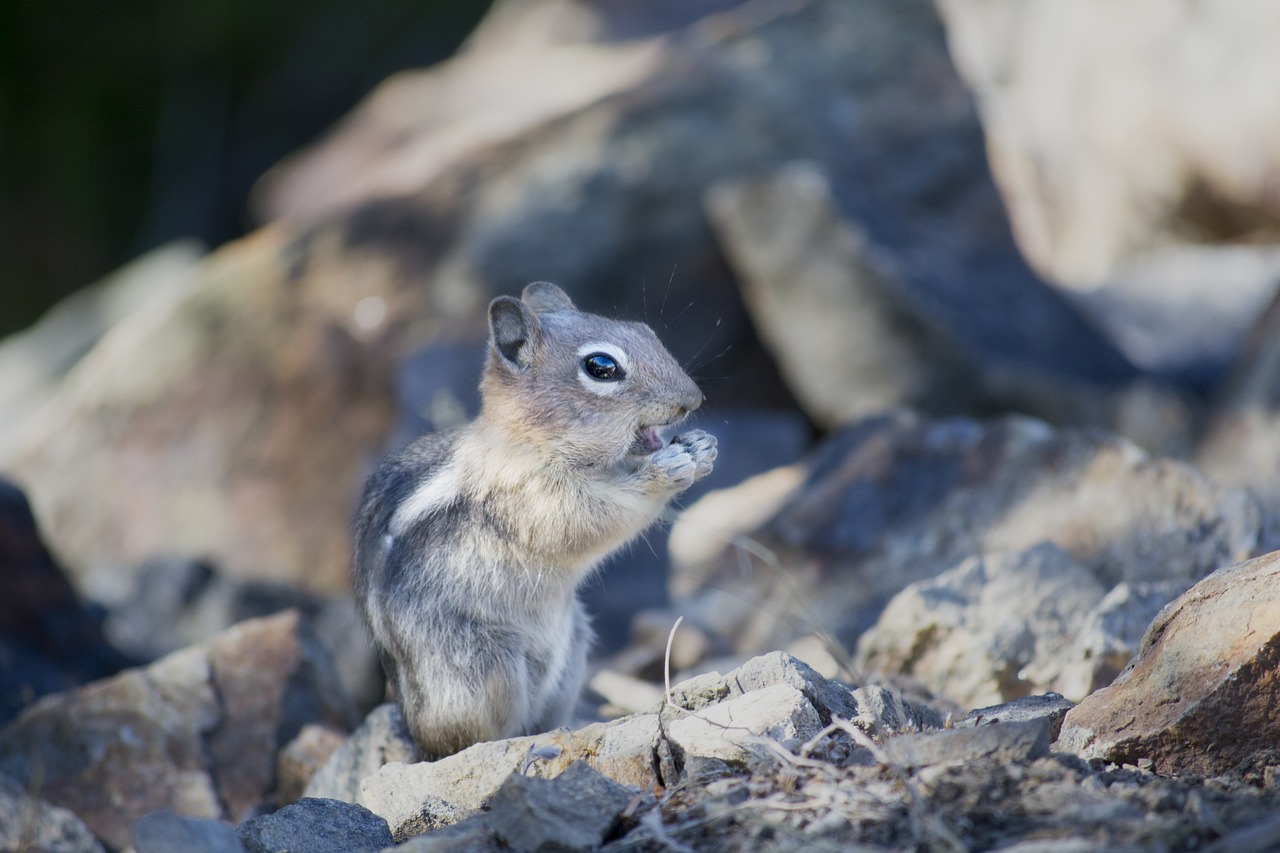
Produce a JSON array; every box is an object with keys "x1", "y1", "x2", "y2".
[{"x1": 353, "y1": 282, "x2": 716, "y2": 758}]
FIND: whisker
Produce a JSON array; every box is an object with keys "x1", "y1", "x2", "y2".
[{"x1": 660, "y1": 264, "x2": 678, "y2": 325}]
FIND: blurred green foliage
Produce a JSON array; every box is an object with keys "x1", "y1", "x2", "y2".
[{"x1": 0, "y1": 0, "x2": 492, "y2": 338}]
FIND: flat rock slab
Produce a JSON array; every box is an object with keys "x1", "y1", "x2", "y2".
[
  {"x1": 1056, "y1": 550, "x2": 1280, "y2": 776},
  {"x1": 878, "y1": 719, "x2": 1050, "y2": 770}
]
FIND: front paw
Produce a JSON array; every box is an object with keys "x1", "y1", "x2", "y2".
[{"x1": 674, "y1": 429, "x2": 717, "y2": 482}]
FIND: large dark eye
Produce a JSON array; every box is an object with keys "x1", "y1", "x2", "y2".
[{"x1": 581, "y1": 352, "x2": 625, "y2": 382}]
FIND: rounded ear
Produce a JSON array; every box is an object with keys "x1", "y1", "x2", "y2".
[
  {"x1": 521, "y1": 282, "x2": 575, "y2": 315},
  {"x1": 488, "y1": 296, "x2": 541, "y2": 370}
]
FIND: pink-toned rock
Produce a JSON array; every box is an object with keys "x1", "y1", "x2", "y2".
[
  {"x1": 0, "y1": 610, "x2": 355, "y2": 850},
  {"x1": 1056, "y1": 550, "x2": 1280, "y2": 776}
]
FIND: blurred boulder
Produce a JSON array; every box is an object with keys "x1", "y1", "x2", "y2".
[
  {"x1": 0, "y1": 479, "x2": 131, "y2": 725},
  {"x1": 1057, "y1": 550, "x2": 1280, "y2": 776},
  {"x1": 0, "y1": 772, "x2": 105, "y2": 853},
  {"x1": 132, "y1": 810, "x2": 245, "y2": 853},
  {"x1": 1198, "y1": 286, "x2": 1280, "y2": 550},
  {"x1": 0, "y1": 611, "x2": 356, "y2": 850},
  {"x1": 937, "y1": 0, "x2": 1280, "y2": 286},
  {"x1": 238, "y1": 798, "x2": 392, "y2": 853},
  {"x1": 669, "y1": 411, "x2": 1262, "y2": 656},
  {"x1": 0, "y1": 241, "x2": 203, "y2": 458},
  {"x1": 2, "y1": 236, "x2": 397, "y2": 593},
  {"x1": 276, "y1": 724, "x2": 348, "y2": 807},
  {"x1": 304, "y1": 703, "x2": 418, "y2": 804},
  {"x1": 855, "y1": 543, "x2": 1108, "y2": 708}
]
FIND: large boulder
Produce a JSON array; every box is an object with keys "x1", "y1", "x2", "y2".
[
  {"x1": 938, "y1": 0, "x2": 1280, "y2": 285},
  {"x1": 669, "y1": 411, "x2": 1262, "y2": 656},
  {"x1": 0, "y1": 611, "x2": 356, "y2": 850},
  {"x1": 1056, "y1": 549, "x2": 1280, "y2": 776}
]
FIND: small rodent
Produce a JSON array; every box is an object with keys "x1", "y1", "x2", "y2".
[{"x1": 353, "y1": 282, "x2": 717, "y2": 758}]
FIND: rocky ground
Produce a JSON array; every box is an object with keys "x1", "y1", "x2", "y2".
[{"x1": 5, "y1": 0, "x2": 1280, "y2": 851}]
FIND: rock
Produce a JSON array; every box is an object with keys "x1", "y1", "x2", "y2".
[
  {"x1": 1199, "y1": 285, "x2": 1280, "y2": 550},
  {"x1": 2, "y1": 234, "x2": 397, "y2": 593},
  {"x1": 132, "y1": 810, "x2": 245, "y2": 853},
  {"x1": 238, "y1": 798, "x2": 392, "y2": 853},
  {"x1": 304, "y1": 703, "x2": 418, "y2": 803},
  {"x1": 97, "y1": 558, "x2": 383, "y2": 713},
  {"x1": 488, "y1": 761, "x2": 638, "y2": 853},
  {"x1": 389, "y1": 816, "x2": 500, "y2": 853},
  {"x1": 589, "y1": 670, "x2": 665, "y2": 717},
  {"x1": 878, "y1": 720, "x2": 1050, "y2": 771},
  {"x1": 672, "y1": 411, "x2": 1262, "y2": 656},
  {"x1": 1056, "y1": 550, "x2": 1280, "y2": 776},
  {"x1": 855, "y1": 543, "x2": 1108, "y2": 707},
  {"x1": 277, "y1": 724, "x2": 347, "y2": 807},
  {"x1": 667, "y1": 683, "x2": 823, "y2": 771},
  {"x1": 705, "y1": 165, "x2": 983, "y2": 426},
  {"x1": 360, "y1": 718, "x2": 658, "y2": 841},
  {"x1": 848, "y1": 685, "x2": 943, "y2": 737},
  {"x1": 0, "y1": 611, "x2": 356, "y2": 850},
  {"x1": 0, "y1": 772, "x2": 105, "y2": 853},
  {"x1": 666, "y1": 652, "x2": 857, "y2": 724},
  {"x1": 937, "y1": 0, "x2": 1280, "y2": 285},
  {"x1": 1053, "y1": 580, "x2": 1191, "y2": 700},
  {"x1": 958, "y1": 693, "x2": 1076, "y2": 743},
  {"x1": 0, "y1": 478, "x2": 131, "y2": 725},
  {"x1": 0, "y1": 241, "x2": 204, "y2": 458}
]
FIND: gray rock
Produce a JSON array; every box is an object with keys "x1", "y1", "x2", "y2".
[
  {"x1": 1056, "y1": 550, "x2": 1280, "y2": 776},
  {"x1": 489, "y1": 761, "x2": 638, "y2": 853},
  {"x1": 1053, "y1": 580, "x2": 1190, "y2": 700},
  {"x1": 238, "y1": 798, "x2": 392, "y2": 853},
  {"x1": 133, "y1": 809, "x2": 245, "y2": 853},
  {"x1": 672, "y1": 412, "x2": 1261, "y2": 657},
  {"x1": 878, "y1": 720, "x2": 1050, "y2": 770},
  {"x1": 277, "y1": 724, "x2": 347, "y2": 806},
  {"x1": 958, "y1": 693, "x2": 1076, "y2": 743},
  {"x1": 305, "y1": 703, "x2": 418, "y2": 803},
  {"x1": 667, "y1": 651, "x2": 858, "y2": 724},
  {"x1": 388, "y1": 815, "x2": 500, "y2": 853},
  {"x1": 0, "y1": 772, "x2": 105, "y2": 853},
  {"x1": 856, "y1": 543, "x2": 1108, "y2": 707},
  {"x1": 0, "y1": 611, "x2": 356, "y2": 850},
  {"x1": 848, "y1": 684, "x2": 943, "y2": 737},
  {"x1": 667, "y1": 683, "x2": 823, "y2": 770}
]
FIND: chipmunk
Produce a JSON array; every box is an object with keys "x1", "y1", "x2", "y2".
[{"x1": 353, "y1": 282, "x2": 716, "y2": 758}]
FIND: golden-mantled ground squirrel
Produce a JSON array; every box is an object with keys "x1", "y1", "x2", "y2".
[{"x1": 354, "y1": 282, "x2": 717, "y2": 757}]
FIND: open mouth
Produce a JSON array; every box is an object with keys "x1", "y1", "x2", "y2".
[{"x1": 632, "y1": 425, "x2": 669, "y2": 455}]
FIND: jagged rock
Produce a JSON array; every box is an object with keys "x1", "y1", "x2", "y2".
[
  {"x1": 668, "y1": 683, "x2": 823, "y2": 771},
  {"x1": 390, "y1": 816, "x2": 499, "y2": 853},
  {"x1": 0, "y1": 772, "x2": 105, "y2": 853},
  {"x1": 878, "y1": 720, "x2": 1050, "y2": 770},
  {"x1": 937, "y1": 0, "x2": 1280, "y2": 285},
  {"x1": 132, "y1": 810, "x2": 245, "y2": 853},
  {"x1": 1056, "y1": 550, "x2": 1280, "y2": 776},
  {"x1": 848, "y1": 685, "x2": 943, "y2": 737},
  {"x1": 856, "y1": 543, "x2": 1108, "y2": 707},
  {"x1": 304, "y1": 703, "x2": 418, "y2": 803},
  {"x1": 277, "y1": 724, "x2": 347, "y2": 807},
  {"x1": 1053, "y1": 580, "x2": 1191, "y2": 700},
  {"x1": 671, "y1": 411, "x2": 1262, "y2": 657},
  {"x1": 666, "y1": 652, "x2": 857, "y2": 724},
  {"x1": 359, "y1": 718, "x2": 658, "y2": 841},
  {"x1": 488, "y1": 761, "x2": 638, "y2": 853},
  {"x1": 0, "y1": 611, "x2": 356, "y2": 850},
  {"x1": 958, "y1": 693, "x2": 1076, "y2": 744},
  {"x1": 238, "y1": 798, "x2": 392, "y2": 853},
  {"x1": 0, "y1": 479, "x2": 131, "y2": 725}
]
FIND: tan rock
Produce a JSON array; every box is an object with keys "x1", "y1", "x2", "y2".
[
  {"x1": 0, "y1": 611, "x2": 355, "y2": 850},
  {"x1": 1056, "y1": 550, "x2": 1280, "y2": 776}
]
